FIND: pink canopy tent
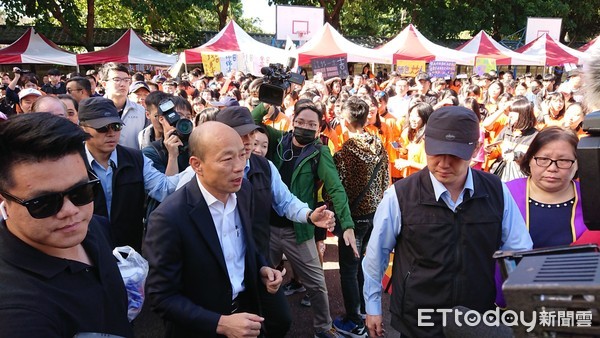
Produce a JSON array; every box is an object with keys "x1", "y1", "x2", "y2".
[
  {"x1": 76, "y1": 29, "x2": 176, "y2": 65},
  {"x1": 181, "y1": 20, "x2": 289, "y2": 64},
  {"x1": 515, "y1": 33, "x2": 585, "y2": 66},
  {"x1": 376, "y1": 24, "x2": 475, "y2": 65},
  {"x1": 579, "y1": 36, "x2": 599, "y2": 52},
  {"x1": 457, "y1": 30, "x2": 543, "y2": 65},
  {"x1": 296, "y1": 23, "x2": 389, "y2": 65},
  {"x1": 0, "y1": 27, "x2": 77, "y2": 65}
]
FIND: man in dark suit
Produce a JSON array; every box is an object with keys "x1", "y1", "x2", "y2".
[{"x1": 144, "y1": 121, "x2": 283, "y2": 337}]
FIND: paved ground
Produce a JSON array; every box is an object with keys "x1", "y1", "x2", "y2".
[{"x1": 133, "y1": 235, "x2": 400, "y2": 337}]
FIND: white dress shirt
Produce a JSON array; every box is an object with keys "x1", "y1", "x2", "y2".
[{"x1": 197, "y1": 176, "x2": 246, "y2": 300}]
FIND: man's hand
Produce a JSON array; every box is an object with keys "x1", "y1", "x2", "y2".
[
  {"x1": 309, "y1": 204, "x2": 336, "y2": 231},
  {"x1": 259, "y1": 266, "x2": 283, "y2": 294},
  {"x1": 343, "y1": 228, "x2": 359, "y2": 258},
  {"x1": 216, "y1": 313, "x2": 264, "y2": 338},
  {"x1": 164, "y1": 130, "x2": 183, "y2": 157},
  {"x1": 366, "y1": 314, "x2": 385, "y2": 337}
]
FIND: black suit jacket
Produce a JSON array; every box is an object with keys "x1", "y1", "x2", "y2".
[{"x1": 144, "y1": 177, "x2": 266, "y2": 338}]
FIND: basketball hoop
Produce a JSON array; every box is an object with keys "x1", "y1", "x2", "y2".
[{"x1": 297, "y1": 31, "x2": 307, "y2": 40}]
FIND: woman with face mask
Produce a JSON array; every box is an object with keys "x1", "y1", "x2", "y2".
[{"x1": 252, "y1": 98, "x2": 358, "y2": 338}]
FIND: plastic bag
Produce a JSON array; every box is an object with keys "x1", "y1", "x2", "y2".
[{"x1": 113, "y1": 246, "x2": 149, "y2": 322}]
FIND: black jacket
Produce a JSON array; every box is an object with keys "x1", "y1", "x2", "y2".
[
  {"x1": 144, "y1": 178, "x2": 266, "y2": 337},
  {"x1": 86, "y1": 145, "x2": 146, "y2": 252}
]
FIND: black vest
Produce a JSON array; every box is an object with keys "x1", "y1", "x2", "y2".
[
  {"x1": 247, "y1": 154, "x2": 273, "y2": 261},
  {"x1": 88, "y1": 145, "x2": 146, "y2": 252},
  {"x1": 390, "y1": 168, "x2": 504, "y2": 337}
]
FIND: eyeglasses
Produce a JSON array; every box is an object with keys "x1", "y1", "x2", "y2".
[
  {"x1": 67, "y1": 88, "x2": 83, "y2": 94},
  {"x1": 86, "y1": 123, "x2": 124, "y2": 133},
  {"x1": 533, "y1": 156, "x2": 576, "y2": 169},
  {"x1": 110, "y1": 77, "x2": 132, "y2": 84},
  {"x1": 0, "y1": 179, "x2": 100, "y2": 219},
  {"x1": 294, "y1": 119, "x2": 319, "y2": 130}
]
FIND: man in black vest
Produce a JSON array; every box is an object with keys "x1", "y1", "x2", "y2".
[
  {"x1": 78, "y1": 97, "x2": 179, "y2": 252},
  {"x1": 362, "y1": 106, "x2": 533, "y2": 338}
]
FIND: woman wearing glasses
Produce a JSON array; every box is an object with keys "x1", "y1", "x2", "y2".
[{"x1": 506, "y1": 127, "x2": 586, "y2": 248}]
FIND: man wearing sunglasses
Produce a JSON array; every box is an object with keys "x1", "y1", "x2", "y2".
[
  {"x1": 0, "y1": 113, "x2": 132, "y2": 337},
  {"x1": 79, "y1": 96, "x2": 179, "y2": 252}
]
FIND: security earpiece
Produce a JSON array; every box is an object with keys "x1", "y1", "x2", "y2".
[{"x1": 0, "y1": 201, "x2": 8, "y2": 220}]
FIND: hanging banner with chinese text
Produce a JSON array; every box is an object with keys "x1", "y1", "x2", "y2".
[
  {"x1": 202, "y1": 53, "x2": 221, "y2": 76},
  {"x1": 427, "y1": 61, "x2": 456, "y2": 79},
  {"x1": 396, "y1": 60, "x2": 426, "y2": 77},
  {"x1": 474, "y1": 58, "x2": 496, "y2": 76}
]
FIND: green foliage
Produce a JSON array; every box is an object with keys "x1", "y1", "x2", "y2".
[
  {"x1": 267, "y1": 0, "x2": 600, "y2": 44},
  {"x1": 2, "y1": 0, "x2": 599, "y2": 53}
]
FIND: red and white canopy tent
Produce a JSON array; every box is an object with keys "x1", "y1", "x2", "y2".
[
  {"x1": 76, "y1": 29, "x2": 176, "y2": 65},
  {"x1": 457, "y1": 30, "x2": 543, "y2": 65},
  {"x1": 376, "y1": 24, "x2": 475, "y2": 65},
  {"x1": 0, "y1": 27, "x2": 77, "y2": 66},
  {"x1": 296, "y1": 23, "x2": 389, "y2": 65},
  {"x1": 579, "y1": 35, "x2": 600, "y2": 53},
  {"x1": 179, "y1": 20, "x2": 291, "y2": 75},
  {"x1": 515, "y1": 33, "x2": 585, "y2": 66}
]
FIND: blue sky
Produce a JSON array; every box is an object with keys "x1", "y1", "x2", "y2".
[{"x1": 241, "y1": 0, "x2": 276, "y2": 33}]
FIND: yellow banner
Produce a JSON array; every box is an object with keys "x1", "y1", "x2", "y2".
[
  {"x1": 474, "y1": 58, "x2": 496, "y2": 76},
  {"x1": 202, "y1": 53, "x2": 221, "y2": 77},
  {"x1": 396, "y1": 60, "x2": 426, "y2": 77}
]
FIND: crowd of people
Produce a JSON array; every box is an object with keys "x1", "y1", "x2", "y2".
[{"x1": 0, "y1": 53, "x2": 598, "y2": 338}]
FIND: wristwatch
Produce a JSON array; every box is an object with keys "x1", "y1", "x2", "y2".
[{"x1": 307, "y1": 210, "x2": 315, "y2": 225}]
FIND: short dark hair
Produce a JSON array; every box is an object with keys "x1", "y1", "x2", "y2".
[
  {"x1": 519, "y1": 126, "x2": 579, "y2": 176},
  {"x1": 0, "y1": 113, "x2": 89, "y2": 190},
  {"x1": 145, "y1": 91, "x2": 172, "y2": 111},
  {"x1": 341, "y1": 96, "x2": 369, "y2": 128},
  {"x1": 100, "y1": 62, "x2": 130, "y2": 81},
  {"x1": 132, "y1": 72, "x2": 145, "y2": 82},
  {"x1": 66, "y1": 77, "x2": 92, "y2": 96},
  {"x1": 58, "y1": 94, "x2": 79, "y2": 112},
  {"x1": 172, "y1": 96, "x2": 192, "y2": 115},
  {"x1": 293, "y1": 99, "x2": 323, "y2": 124}
]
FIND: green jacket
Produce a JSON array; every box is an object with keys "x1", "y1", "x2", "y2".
[{"x1": 252, "y1": 103, "x2": 354, "y2": 243}]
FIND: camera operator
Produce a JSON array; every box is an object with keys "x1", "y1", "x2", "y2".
[
  {"x1": 142, "y1": 96, "x2": 192, "y2": 175},
  {"x1": 3, "y1": 67, "x2": 34, "y2": 116}
]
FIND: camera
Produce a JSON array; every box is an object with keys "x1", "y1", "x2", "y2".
[
  {"x1": 258, "y1": 58, "x2": 305, "y2": 106},
  {"x1": 158, "y1": 98, "x2": 194, "y2": 143}
]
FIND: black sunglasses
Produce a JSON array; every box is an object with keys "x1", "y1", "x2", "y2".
[
  {"x1": 0, "y1": 179, "x2": 100, "y2": 219},
  {"x1": 85, "y1": 123, "x2": 124, "y2": 133}
]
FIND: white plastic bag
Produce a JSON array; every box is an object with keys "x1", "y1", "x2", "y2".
[{"x1": 113, "y1": 246, "x2": 149, "y2": 322}]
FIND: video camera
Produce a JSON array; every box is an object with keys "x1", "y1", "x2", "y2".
[
  {"x1": 158, "y1": 98, "x2": 194, "y2": 146},
  {"x1": 258, "y1": 58, "x2": 305, "y2": 106}
]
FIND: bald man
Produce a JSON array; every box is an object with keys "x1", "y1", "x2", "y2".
[
  {"x1": 30, "y1": 95, "x2": 67, "y2": 118},
  {"x1": 144, "y1": 121, "x2": 283, "y2": 338}
]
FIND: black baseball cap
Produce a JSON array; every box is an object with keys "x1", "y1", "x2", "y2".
[
  {"x1": 424, "y1": 106, "x2": 479, "y2": 161},
  {"x1": 216, "y1": 106, "x2": 260, "y2": 136},
  {"x1": 78, "y1": 97, "x2": 124, "y2": 128},
  {"x1": 129, "y1": 81, "x2": 150, "y2": 94},
  {"x1": 210, "y1": 96, "x2": 239, "y2": 108}
]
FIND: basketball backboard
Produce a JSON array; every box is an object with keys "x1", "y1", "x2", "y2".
[
  {"x1": 276, "y1": 5, "x2": 324, "y2": 41},
  {"x1": 525, "y1": 17, "x2": 562, "y2": 44}
]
